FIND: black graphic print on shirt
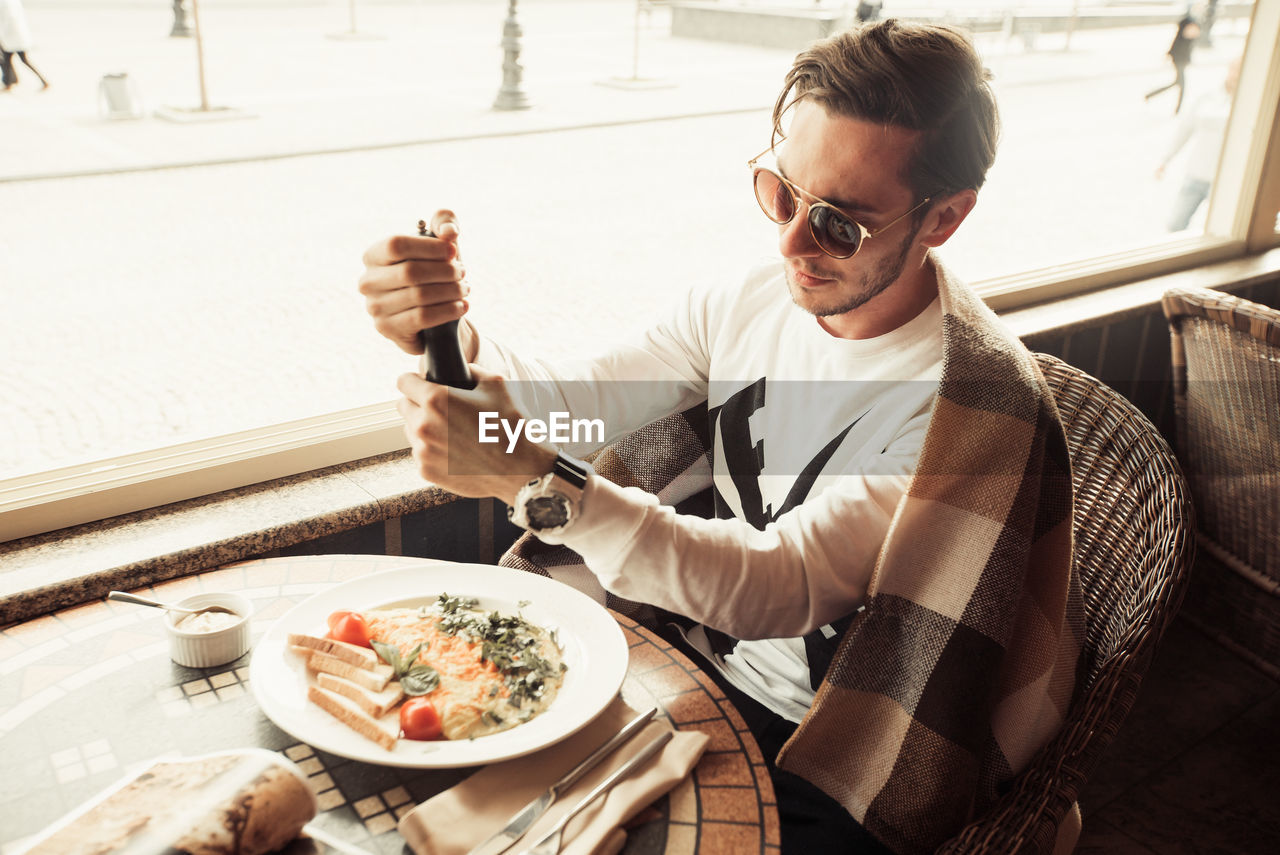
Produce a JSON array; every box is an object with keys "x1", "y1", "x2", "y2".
[
  {"x1": 706, "y1": 376, "x2": 870, "y2": 688},
  {"x1": 707, "y1": 377, "x2": 868, "y2": 528}
]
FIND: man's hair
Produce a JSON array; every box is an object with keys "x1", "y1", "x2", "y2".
[{"x1": 772, "y1": 19, "x2": 1000, "y2": 199}]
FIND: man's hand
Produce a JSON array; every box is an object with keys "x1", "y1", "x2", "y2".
[
  {"x1": 359, "y1": 209, "x2": 475, "y2": 357},
  {"x1": 397, "y1": 365, "x2": 557, "y2": 502}
]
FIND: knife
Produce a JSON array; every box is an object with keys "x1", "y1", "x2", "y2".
[
  {"x1": 515, "y1": 729, "x2": 673, "y2": 855},
  {"x1": 464, "y1": 706, "x2": 657, "y2": 855}
]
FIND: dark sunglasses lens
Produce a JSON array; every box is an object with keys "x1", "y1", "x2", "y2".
[
  {"x1": 754, "y1": 170, "x2": 794, "y2": 223},
  {"x1": 809, "y1": 205, "x2": 861, "y2": 257}
]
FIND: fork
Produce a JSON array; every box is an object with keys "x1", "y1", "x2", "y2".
[{"x1": 515, "y1": 729, "x2": 673, "y2": 855}]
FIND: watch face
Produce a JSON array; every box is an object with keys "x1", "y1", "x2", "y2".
[{"x1": 526, "y1": 494, "x2": 570, "y2": 530}]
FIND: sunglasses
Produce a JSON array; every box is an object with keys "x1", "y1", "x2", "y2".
[{"x1": 748, "y1": 148, "x2": 932, "y2": 259}]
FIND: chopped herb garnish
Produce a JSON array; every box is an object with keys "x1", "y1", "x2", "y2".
[{"x1": 426, "y1": 594, "x2": 562, "y2": 704}]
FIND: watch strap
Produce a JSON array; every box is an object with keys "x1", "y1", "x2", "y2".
[{"x1": 551, "y1": 452, "x2": 589, "y2": 492}]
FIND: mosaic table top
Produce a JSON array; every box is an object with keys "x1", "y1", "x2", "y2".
[{"x1": 0, "y1": 554, "x2": 780, "y2": 855}]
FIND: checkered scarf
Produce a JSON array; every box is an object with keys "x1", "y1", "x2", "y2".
[{"x1": 501, "y1": 263, "x2": 1084, "y2": 853}]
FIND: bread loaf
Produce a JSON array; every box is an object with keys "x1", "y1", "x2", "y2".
[{"x1": 23, "y1": 749, "x2": 316, "y2": 855}]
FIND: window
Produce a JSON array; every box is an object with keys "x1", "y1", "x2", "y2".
[{"x1": 3, "y1": 0, "x2": 1279, "y2": 540}]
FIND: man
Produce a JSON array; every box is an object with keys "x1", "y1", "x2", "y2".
[{"x1": 360, "y1": 20, "x2": 1081, "y2": 854}]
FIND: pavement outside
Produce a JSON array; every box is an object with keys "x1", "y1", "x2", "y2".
[{"x1": 0, "y1": 0, "x2": 1253, "y2": 479}]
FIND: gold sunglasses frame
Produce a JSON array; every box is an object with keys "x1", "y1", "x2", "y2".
[{"x1": 748, "y1": 147, "x2": 932, "y2": 259}]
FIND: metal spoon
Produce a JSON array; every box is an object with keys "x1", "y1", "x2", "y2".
[{"x1": 107, "y1": 591, "x2": 237, "y2": 616}]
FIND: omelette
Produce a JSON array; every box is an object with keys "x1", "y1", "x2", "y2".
[{"x1": 361, "y1": 594, "x2": 566, "y2": 740}]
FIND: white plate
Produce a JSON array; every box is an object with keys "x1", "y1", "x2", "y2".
[{"x1": 249, "y1": 562, "x2": 629, "y2": 768}]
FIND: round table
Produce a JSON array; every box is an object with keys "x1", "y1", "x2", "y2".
[{"x1": 0, "y1": 555, "x2": 780, "y2": 855}]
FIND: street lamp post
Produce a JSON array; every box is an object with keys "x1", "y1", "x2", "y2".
[
  {"x1": 170, "y1": 0, "x2": 193, "y2": 37},
  {"x1": 191, "y1": 0, "x2": 210, "y2": 111},
  {"x1": 493, "y1": 0, "x2": 531, "y2": 111}
]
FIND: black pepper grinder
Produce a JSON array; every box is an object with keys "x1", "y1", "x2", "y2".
[{"x1": 417, "y1": 220, "x2": 476, "y2": 389}]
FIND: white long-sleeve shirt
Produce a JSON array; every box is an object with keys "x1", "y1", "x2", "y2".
[
  {"x1": 1162, "y1": 87, "x2": 1232, "y2": 184},
  {"x1": 476, "y1": 261, "x2": 943, "y2": 719}
]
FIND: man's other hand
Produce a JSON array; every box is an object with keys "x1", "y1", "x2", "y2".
[{"x1": 396, "y1": 365, "x2": 556, "y2": 502}]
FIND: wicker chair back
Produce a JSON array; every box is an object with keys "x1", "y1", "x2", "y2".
[
  {"x1": 939, "y1": 353, "x2": 1194, "y2": 853},
  {"x1": 1162, "y1": 286, "x2": 1280, "y2": 679}
]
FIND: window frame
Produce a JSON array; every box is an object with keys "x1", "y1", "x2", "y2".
[{"x1": 4, "y1": 2, "x2": 1280, "y2": 543}]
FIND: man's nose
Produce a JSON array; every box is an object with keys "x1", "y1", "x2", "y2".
[{"x1": 778, "y1": 209, "x2": 821, "y2": 259}]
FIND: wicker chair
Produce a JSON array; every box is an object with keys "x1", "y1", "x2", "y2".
[
  {"x1": 501, "y1": 352, "x2": 1194, "y2": 853},
  {"x1": 1162, "y1": 287, "x2": 1280, "y2": 679},
  {"x1": 938, "y1": 353, "x2": 1194, "y2": 854}
]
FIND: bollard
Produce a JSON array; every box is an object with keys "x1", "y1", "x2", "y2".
[
  {"x1": 492, "y1": 0, "x2": 531, "y2": 111},
  {"x1": 170, "y1": 0, "x2": 193, "y2": 37}
]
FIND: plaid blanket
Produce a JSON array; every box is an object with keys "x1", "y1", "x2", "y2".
[{"x1": 500, "y1": 263, "x2": 1084, "y2": 853}]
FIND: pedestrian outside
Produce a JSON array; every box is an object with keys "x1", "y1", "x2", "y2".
[
  {"x1": 0, "y1": 0, "x2": 49, "y2": 92},
  {"x1": 1156, "y1": 57, "x2": 1242, "y2": 232},
  {"x1": 1144, "y1": 11, "x2": 1201, "y2": 113}
]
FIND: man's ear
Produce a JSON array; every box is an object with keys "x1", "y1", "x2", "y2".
[{"x1": 919, "y1": 189, "x2": 978, "y2": 248}]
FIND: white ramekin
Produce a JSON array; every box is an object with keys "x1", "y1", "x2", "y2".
[{"x1": 164, "y1": 592, "x2": 254, "y2": 668}]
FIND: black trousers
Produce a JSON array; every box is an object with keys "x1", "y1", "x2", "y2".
[
  {"x1": 1144, "y1": 59, "x2": 1189, "y2": 112},
  {"x1": 1, "y1": 49, "x2": 48, "y2": 88},
  {"x1": 659, "y1": 623, "x2": 893, "y2": 854}
]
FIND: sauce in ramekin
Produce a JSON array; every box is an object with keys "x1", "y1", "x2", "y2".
[{"x1": 175, "y1": 610, "x2": 242, "y2": 633}]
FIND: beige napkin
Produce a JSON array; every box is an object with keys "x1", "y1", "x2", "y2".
[{"x1": 399, "y1": 697, "x2": 708, "y2": 855}]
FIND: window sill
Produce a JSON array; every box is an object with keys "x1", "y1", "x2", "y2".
[
  {"x1": 3, "y1": 246, "x2": 1278, "y2": 627},
  {"x1": 0, "y1": 451, "x2": 455, "y2": 626},
  {"x1": 999, "y1": 245, "x2": 1280, "y2": 340}
]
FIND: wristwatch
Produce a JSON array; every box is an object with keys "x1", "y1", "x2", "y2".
[{"x1": 508, "y1": 452, "x2": 591, "y2": 541}]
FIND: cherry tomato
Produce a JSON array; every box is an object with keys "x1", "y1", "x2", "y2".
[
  {"x1": 325, "y1": 611, "x2": 372, "y2": 648},
  {"x1": 399, "y1": 697, "x2": 444, "y2": 741}
]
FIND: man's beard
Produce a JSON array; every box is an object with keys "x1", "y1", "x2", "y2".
[{"x1": 789, "y1": 223, "x2": 919, "y2": 318}]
